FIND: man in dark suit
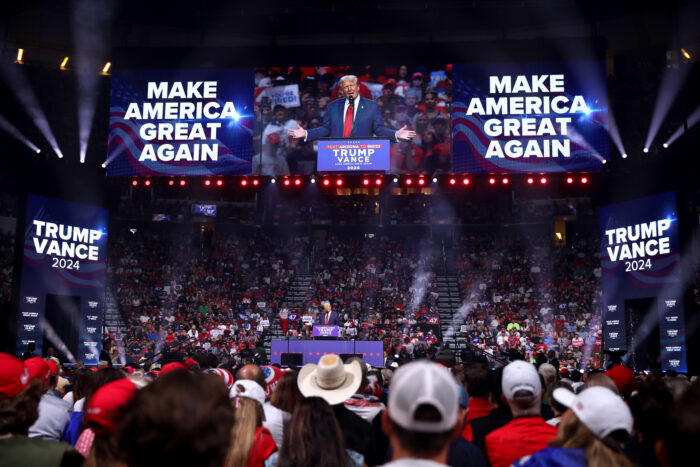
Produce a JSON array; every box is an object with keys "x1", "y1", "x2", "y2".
[
  {"x1": 317, "y1": 301, "x2": 342, "y2": 326},
  {"x1": 288, "y1": 75, "x2": 416, "y2": 142}
]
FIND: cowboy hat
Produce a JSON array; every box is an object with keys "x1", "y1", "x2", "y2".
[{"x1": 297, "y1": 354, "x2": 362, "y2": 405}]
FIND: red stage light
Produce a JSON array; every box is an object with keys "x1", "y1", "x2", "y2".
[
  {"x1": 581, "y1": 177, "x2": 588, "y2": 184},
  {"x1": 489, "y1": 178, "x2": 496, "y2": 185},
  {"x1": 216, "y1": 179, "x2": 223, "y2": 186},
  {"x1": 131, "y1": 180, "x2": 138, "y2": 186},
  {"x1": 375, "y1": 178, "x2": 382, "y2": 186},
  {"x1": 566, "y1": 177, "x2": 574, "y2": 184},
  {"x1": 418, "y1": 178, "x2": 425, "y2": 186},
  {"x1": 363, "y1": 178, "x2": 370, "y2": 186},
  {"x1": 240, "y1": 179, "x2": 248, "y2": 187},
  {"x1": 449, "y1": 178, "x2": 456, "y2": 185},
  {"x1": 406, "y1": 178, "x2": 413, "y2": 185},
  {"x1": 502, "y1": 178, "x2": 509, "y2": 185},
  {"x1": 462, "y1": 178, "x2": 470, "y2": 185},
  {"x1": 283, "y1": 179, "x2": 290, "y2": 186},
  {"x1": 323, "y1": 179, "x2": 330, "y2": 186},
  {"x1": 540, "y1": 177, "x2": 548, "y2": 184},
  {"x1": 252, "y1": 179, "x2": 259, "y2": 186},
  {"x1": 204, "y1": 179, "x2": 211, "y2": 186},
  {"x1": 294, "y1": 179, "x2": 301, "y2": 186},
  {"x1": 168, "y1": 179, "x2": 174, "y2": 186},
  {"x1": 179, "y1": 180, "x2": 186, "y2": 186},
  {"x1": 336, "y1": 178, "x2": 343, "y2": 186},
  {"x1": 527, "y1": 177, "x2": 534, "y2": 184},
  {"x1": 144, "y1": 179, "x2": 151, "y2": 187}
]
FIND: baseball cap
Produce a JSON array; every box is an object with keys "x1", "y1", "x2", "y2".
[
  {"x1": 553, "y1": 386, "x2": 632, "y2": 440},
  {"x1": 230, "y1": 379, "x2": 265, "y2": 405},
  {"x1": 160, "y1": 362, "x2": 186, "y2": 375},
  {"x1": 501, "y1": 360, "x2": 541, "y2": 400},
  {"x1": 388, "y1": 360, "x2": 458, "y2": 433},
  {"x1": 207, "y1": 368, "x2": 234, "y2": 389},
  {"x1": 86, "y1": 378, "x2": 138, "y2": 435},
  {"x1": 46, "y1": 359, "x2": 59, "y2": 376},
  {"x1": 24, "y1": 357, "x2": 51, "y2": 384},
  {"x1": 0, "y1": 353, "x2": 31, "y2": 400},
  {"x1": 412, "y1": 72, "x2": 424, "y2": 79}
]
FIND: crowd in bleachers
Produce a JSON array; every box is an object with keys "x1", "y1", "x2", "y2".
[
  {"x1": 0, "y1": 232, "x2": 14, "y2": 306},
  {"x1": 253, "y1": 65, "x2": 452, "y2": 175},
  {"x1": 457, "y1": 234, "x2": 603, "y2": 370},
  {"x1": 107, "y1": 228, "x2": 308, "y2": 364}
]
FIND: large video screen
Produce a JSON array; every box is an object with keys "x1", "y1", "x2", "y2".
[
  {"x1": 253, "y1": 65, "x2": 453, "y2": 175},
  {"x1": 599, "y1": 192, "x2": 686, "y2": 372},
  {"x1": 17, "y1": 195, "x2": 109, "y2": 364},
  {"x1": 107, "y1": 69, "x2": 254, "y2": 176},
  {"x1": 452, "y1": 61, "x2": 609, "y2": 173}
]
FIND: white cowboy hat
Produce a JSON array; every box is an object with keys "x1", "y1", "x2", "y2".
[{"x1": 297, "y1": 354, "x2": 362, "y2": 406}]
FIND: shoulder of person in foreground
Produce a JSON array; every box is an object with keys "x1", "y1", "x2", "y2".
[
  {"x1": 0, "y1": 435, "x2": 84, "y2": 467},
  {"x1": 514, "y1": 447, "x2": 586, "y2": 467}
]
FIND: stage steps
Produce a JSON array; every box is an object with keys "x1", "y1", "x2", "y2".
[
  {"x1": 436, "y1": 275, "x2": 470, "y2": 361},
  {"x1": 103, "y1": 285, "x2": 126, "y2": 335},
  {"x1": 264, "y1": 274, "x2": 314, "y2": 362}
]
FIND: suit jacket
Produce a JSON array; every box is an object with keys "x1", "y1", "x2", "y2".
[
  {"x1": 318, "y1": 311, "x2": 342, "y2": 326},
  {"x1": 306, "y1": 97, "x2": 396, "y2": 141}
]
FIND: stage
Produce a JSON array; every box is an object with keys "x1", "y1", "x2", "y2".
[{"x1": 270, "y1": 340, "x2": 384, "y2": 367}]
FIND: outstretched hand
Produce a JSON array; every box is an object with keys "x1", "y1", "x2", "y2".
[
  {"x1": 396, "y1": 125, "x2": 417, "y2": 141},
  {"x1": 287, "y1": 121, "x2": 307, "y2": 139}
]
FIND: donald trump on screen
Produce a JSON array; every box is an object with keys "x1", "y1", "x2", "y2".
[{"x1": 288, "y1": 75, "x2": 416, "y2": 142}]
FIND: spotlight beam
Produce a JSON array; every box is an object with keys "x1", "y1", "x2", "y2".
[
  {"x1": 73, "y1": 0, "x2": 113, "y2": 163},
  {"x1": 0, "y1": 57, "x2": 63, "y2": 157},
  {"x1": 644, "y1": 65, "x2": 691, "y2": 150},
  {"x1": 0, "y1": 113, "x2": 41, "y2": 153},
  {"x1": 664, "y1": 104, "x2": 700, "y2": 147}
]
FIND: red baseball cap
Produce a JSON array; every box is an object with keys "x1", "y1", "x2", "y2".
[
  {"x1": 86, "y1": 379, "x2": 137, "y2": 434},
  {"x1": 0, "y1": 353, "x2": 31, "y2": 400},
  {"x1": 184, "y1": 358, "x2": 197, "y2": 368},
  {"x1": 24, "y1": 357, "x2": 51, "y2": 384},
  {"x1": 160, "y1": 362, "x2": 186, "y2": 375},
  {"x1": 46, "y1": 359, "x2": 59, "y2": 376}
]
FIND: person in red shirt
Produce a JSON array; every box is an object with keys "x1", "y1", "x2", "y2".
[
  {"x1": 461, "y1": 363, "x2": 492, "y2": 441},
  {"x1": 485, "y1": 360, "x2": 558, "y2": 467}
]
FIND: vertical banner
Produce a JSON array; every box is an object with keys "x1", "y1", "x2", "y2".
[
  {"x1": 599, "y1": 192, "x2": 686, "y2": 372},
  {"x1": 16, "y1": 195, "x2": 109, "y2": 364}
]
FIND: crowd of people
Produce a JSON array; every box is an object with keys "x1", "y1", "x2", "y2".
[
  {"x1": 253, "y1": 65, "x2": 452, "y2": 175},
  {"x1": 456, "y1": 234, "x2": 603, "y2": 370},
  {"x1": 0, "y1": 231, "x2": 14, "y2": 307},
  {"x1": 2, "y1": 349, "x2": 697, "y2": 467}
]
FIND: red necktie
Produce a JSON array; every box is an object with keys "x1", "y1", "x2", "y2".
[
  {"x1": 343, "y1": 103, "x2": 353, "y2": 137},
  {"x1": 325, "y1": 313, "x2": 329, "y2": 324}
]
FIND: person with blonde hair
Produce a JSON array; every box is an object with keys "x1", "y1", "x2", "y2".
[
  {"x1": 227, "y1": 380, "x2": 277, "y2": 467},
  {"x1": 515, "y1": 386, "x2": 634, "y2": 466}
]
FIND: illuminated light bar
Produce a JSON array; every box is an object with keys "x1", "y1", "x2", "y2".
[
  {"x1": 240, "y1": 179, "x2": 248, "y2": 187},
  {"x1": 323, "y1": 179, "x2": 330, "y2": 186},
  {"x1": 418, "y1": 178, "x2": 425, "y2": 186},
  {"x1": 144, "y1": 179, "x2": 151, "y2": 187},
  {"x1": 375, "y1": 178, "x2": 382, "y2": 186},
  {"x1": 527, "y1": 177, "x2": 534, "y2": 184},
  {"x1": 363, "y1": 178, "x2": 370, "y2": 186},
  {"x1": 216, "y1": 179, "x2": 223, "y2": 186},
  {"x1": 131, "y1": 180, "x2": 138, "y2": 187},
  {"x1": 681, "y1": 48, "x2": 691, "y2": 59},
  {"x1": 501, "y1": 178, "x2": 509, "y2": 185},
  {"x1": 204, "y1": 179, "x2": 211, "y2": 186},
  {"x1": 405, "y1": 178, "x2": 413, "y2": 186},
  {"x1": 462, "y1": 178, "x2": 470, "y2": 185},
  {"x1": 16, "y1": 48, "x2": 24, "y2": 63},
  {"x1": 449, "y1": 178, "x2": 456, "y2": 185},
  {"x1": 540, "y1": 177, "x2": 548, "y2": 185},
  {"x1": 488, "y1": 178, "x2": 496, "y2": 185},
  {"x1": 336, "y1": 178, "x2": 344, "y2": 186},
  {"x1": 60, "y1": 56, "x2": 69, "y2": 70},
  {"x1": 581, "y1": 177, "x2": 588, "y2": 184},
  {"x1": 252, "y1": 179, "x2": 259, "y2": 186},
  {"x1": 566, "y1": 177, "x2": 574, "y2": 184},
  {"x1": 168, "y1": 179, "x2": 174, "y2": 186},
  {"x1": 283, "y1": 179, "x2": 291, "y2": 186},
  {"x1": 294, "y1": 178, "x2": 301, "y2": 186},
  {"x1": 102, "y1": 62, "x2": 111, "y2": 74},
  {"x1": 179, "y1": 180, "x2": 186, "y2": 186}
]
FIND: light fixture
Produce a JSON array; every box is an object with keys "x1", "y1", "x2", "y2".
[
  {"x1": 643, "y1": 147, "x2": 649, "y2": 153},
  {"x1": 681, "y1": 48, "x2": 691, "y2": 59},
  {"x1": 16, "y1": 48, "x2": 24, "y2": 63},
  {"x1": 102, "y1": 62, "x2": 111, "y2": 74},
  {"x1": 60, "y1": 56, "x2": 69, "y2": 70}
]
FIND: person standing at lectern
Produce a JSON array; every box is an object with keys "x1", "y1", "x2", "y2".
[
  {"x1": 287, "y1": 75, "x2": 416, "y2": 142},
  {"x1": 317, "y1": 301, "x2": 342, "y2": 327}
]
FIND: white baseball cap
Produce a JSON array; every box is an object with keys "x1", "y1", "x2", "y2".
[
  {"x1": 553, "y1": 386, "x2": 632, "y2": 439},
  {"x1": 502, "y1": 360, "x2": 541, "y2": 400},
  {"x1": 230, "y1": 379, "x2": 266, "y2": 406},
  {"x1": 388, "y1": 360, "x2": 459, "y2": 433}
]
